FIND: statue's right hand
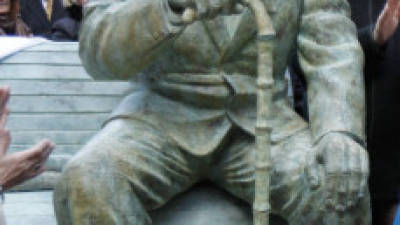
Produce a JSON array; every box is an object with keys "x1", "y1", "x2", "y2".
[{"x1": 168, "y1": 0, "x2": 243, "y2": 22}]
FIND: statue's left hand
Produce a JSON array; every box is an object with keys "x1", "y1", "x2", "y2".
[{"x1": 306, "y1": 132, "x2": 369, "y2": 212}]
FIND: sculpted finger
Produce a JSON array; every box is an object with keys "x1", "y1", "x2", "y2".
[
  {"x1": 324, "y1": 173, "x2": 339, "y2": 210},
  {"x1": 306, "y1": 162, "x2": 320, "y2": 189},
  {"x1": 323, "y1": 139, "x2": 346, "y2": 211},
  {"x1": 347, "y1": 148, "x2": 362, "y2": 208},
  {"x1": 345, "y1": 144, "x2": 362, "y2": 208},
  {"x1": 305, "y1": 150, "x2": 320, "y2": 189},
  {"x1": 358, "y1": 149, "x2": 369, "y2": 199},
  {"x1": 335, "y1": 143, "x2": 349, "y2": 212}
]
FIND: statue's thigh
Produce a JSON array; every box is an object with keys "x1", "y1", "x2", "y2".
[
  {"x1": 62, "y1": 118, "x2": 198, "y2": 210},
  {"x1": 212, "y1": 129, "x2": 371, "y2": 225},
  {"x1": 211, "y1": 129, "x2": 314, "y2": 215}
]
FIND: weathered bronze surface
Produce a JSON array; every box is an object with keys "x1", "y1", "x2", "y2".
[{"x1": 54, "y1": 0, "x2": 371, "y2": 224}]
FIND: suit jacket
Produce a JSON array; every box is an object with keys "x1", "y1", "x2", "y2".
[
  {"x1": 20, "y1": 0, "x2": 67, "y2": 38},
  {"x1": 79, "y1": 0, "x2": 365, "y2": 155}
]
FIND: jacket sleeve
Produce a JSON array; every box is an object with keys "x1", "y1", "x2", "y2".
[
  {"x1": 79, "y1": 0, "x2": 184, "y2": 80},
  {"x1": 297, "y1": 0, "x2": 366, "y2": 145}
]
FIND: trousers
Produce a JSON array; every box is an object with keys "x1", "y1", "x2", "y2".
[{"x1": 54, "y1": 118, "x2": 371, "y2": 225}]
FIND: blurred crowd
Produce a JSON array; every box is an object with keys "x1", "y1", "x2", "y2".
[{"x1": 0, "y1": 0, "x2": 85, "y2": 40}]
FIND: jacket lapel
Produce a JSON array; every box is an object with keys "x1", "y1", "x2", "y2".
[
  {"x1": 222, "y1": 8, "x2": 257, "y2": 61},
  {"x1": 29, "y1": 0, "x2": 49, "y2": 24},
  {"x1": 201, "y1": 10, "x2": 253, "y2": 62},
  {"x1": 201, "y1": 18, "x2": 230, "y2": 54}
]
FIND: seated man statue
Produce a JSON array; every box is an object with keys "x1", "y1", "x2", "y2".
[{"x1": 53, "y1": 0, "x2": 371, "y2": 224}]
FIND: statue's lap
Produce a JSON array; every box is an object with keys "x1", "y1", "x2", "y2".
[{"x1": 150, "y1": 183, "x2": 287, "y2": 225}]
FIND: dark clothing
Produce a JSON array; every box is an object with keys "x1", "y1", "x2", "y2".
[
  {"x1": 289, "y1": 51, "x2": 308, "y2": 121},
  {"x1": 66, "y1": 4, "x2": 82, "y2": 21},
  {"x1": 363, "y1": 28, "x2": 400, "y2": 202},
  {"x1": 19, "y1": 0, "x2": 67, "y2": 38},
  {"x1": 51, "y1": 17, "x2": 80, "y2": 41},
  {"x1": 0, "y1": 18, "x2": 32, "y2": 36},
  {"x1": 0, "y1": 26, "x2": 15, "y2": 35},
  {"x1": 51, "y1": 4, "x2": 82, "y2": 41}
]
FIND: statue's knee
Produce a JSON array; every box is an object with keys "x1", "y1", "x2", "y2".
[{"x1": 56, "y1": 158, "x2": 96, "y2": 194}]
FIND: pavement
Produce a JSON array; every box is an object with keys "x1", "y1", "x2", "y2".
[{"x1": 3, "y1": 191, "x2": 56, "y2": 225}]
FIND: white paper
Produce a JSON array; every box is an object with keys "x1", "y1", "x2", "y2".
[{"x1": 0, "y1": 36, "x2": 49, "y2": 60}]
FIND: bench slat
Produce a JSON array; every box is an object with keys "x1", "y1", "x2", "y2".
[
  {"x1": 7, "y1": 113, "x2": 109, "y2": 131},
  {"x1": 10, "y1": 144, "x2": 83, "y2": 155},
  {"x1": 0, "y1": 81, "x2": 130, "y2": 95},
  {"x1": 2, "y1": 52, "x2": 81, "y2": 65},
  {"x1": 10, "y1": 130, "x2": 96, "y2": 145},
  {"x1": 8, "y1": 96, "x2": 121, "y2": 113},
  {"x1": 26, "y1": 42, "x2": 79, "y2": 52},
  {"x1": 0, "y1": 65, "x2": 90, "y2": 80}
]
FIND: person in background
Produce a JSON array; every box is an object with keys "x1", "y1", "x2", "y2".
[
  {"x1": 51, "y1": 0, "x2": 86, "y2": 41},
  {"x1": 19, "y1": 0, "x2": 67, "y2": 38},
  {"x1": 0, "y1": 87, "x2": 54, "y2": 224},
  {"x1": 361, "y1": 1, "x2": 400, "y2": 225},
  {"x1": 0, "y1": 0, "x2": 31, "y2": 36},
  {"x1": 290, "y1": 0, "x2": 400, "y2": 224}
]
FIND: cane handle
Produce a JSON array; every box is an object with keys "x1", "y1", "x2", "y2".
[{"x1": 182, "y1": 8, "x2": 196, "y2": 24}]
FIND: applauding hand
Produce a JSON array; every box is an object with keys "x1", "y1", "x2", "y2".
[
  {"x1": 374, "y1": 0, "x2": 400, "y2": 45},
  {"x1": 0, "y1": 87, "x2": 55, "y2": 190}
]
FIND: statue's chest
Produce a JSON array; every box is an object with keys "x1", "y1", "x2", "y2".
[{"x1": 172, "y1": 0, "x2": 302, "y2": 67}]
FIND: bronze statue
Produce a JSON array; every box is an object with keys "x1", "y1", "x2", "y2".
[{"x1": 54, "y1": 0, "x2": 371, "y2": 224}]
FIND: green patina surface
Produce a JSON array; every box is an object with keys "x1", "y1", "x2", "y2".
[{"x1": 53, "y1": 0, "x2": 371, "y2": 224}]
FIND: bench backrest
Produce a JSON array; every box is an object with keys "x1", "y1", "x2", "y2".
[{"x1": 0, "y1": 41, "x2": 129, "y2": 190}]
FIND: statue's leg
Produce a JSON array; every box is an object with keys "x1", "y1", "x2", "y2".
[
  {"x1": 54, "y1": 118, "x2": 198, "y2": 225},
  {"x1": 211, "y1": 128, "x2": 371, "y2": 225}
]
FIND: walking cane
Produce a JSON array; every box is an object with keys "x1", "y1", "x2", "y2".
[{"x1": 182, "y1": 1, "x2": 276, "y2": 224}]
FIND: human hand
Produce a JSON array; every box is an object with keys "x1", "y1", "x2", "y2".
[
  {"x1": 15, "y1": 17, "x2": 33, "y2": 37},
  {"x1": 0, "y1": 87, "x2": 55, "y2": 190},
  {"x1": 306, "y1": 132, "x2": 369, "y2": 212},
  {"x1": 168, "y1": 0, "x2": 243, "y2": 22},
  {"x1": 374, "y1": 0, "x2": 400, "y2": 45}
]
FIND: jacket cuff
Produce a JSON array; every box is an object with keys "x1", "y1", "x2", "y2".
[{"x1": 314, "y1": 130, "x2": 366, "y2": 148}]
